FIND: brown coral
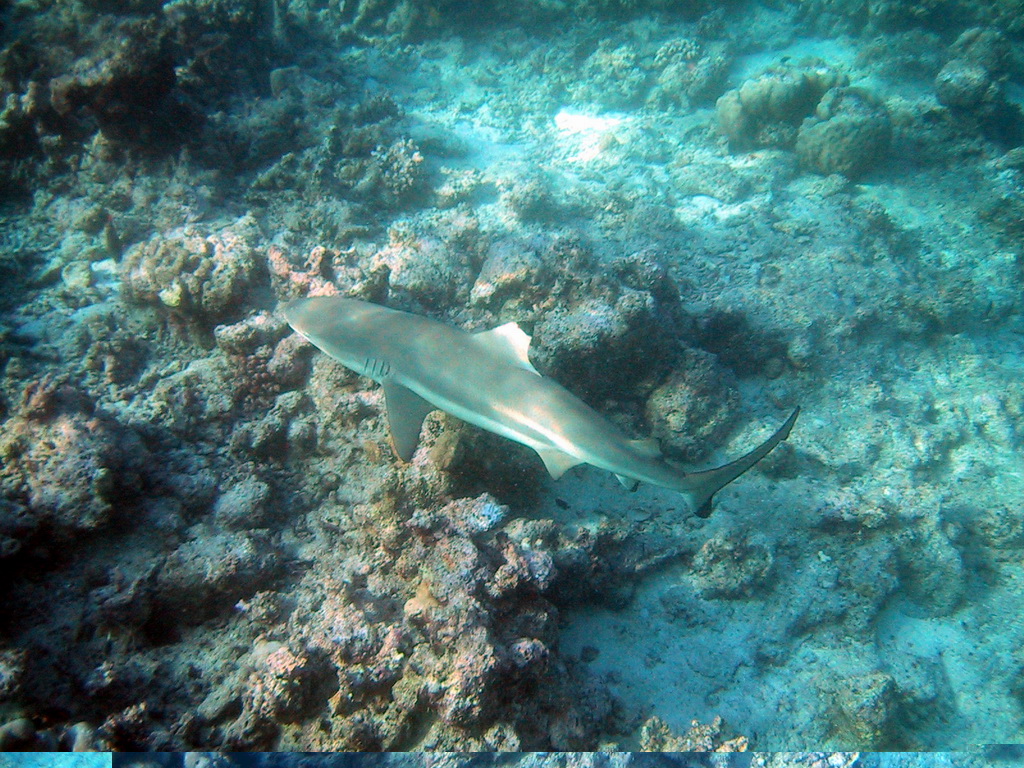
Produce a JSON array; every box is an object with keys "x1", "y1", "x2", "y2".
[{"x1": 121, "y1": 218, "x2": 263, "y2": 325}]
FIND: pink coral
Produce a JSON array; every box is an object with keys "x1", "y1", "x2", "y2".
[{"x1": 267, "y1": 245, "x2": 339, "y2": 300}]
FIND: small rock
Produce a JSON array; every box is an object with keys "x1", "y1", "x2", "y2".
[
  {"x1": 0, "y1": 717, "x2": 35, "y2": 750},
  {"x1": 61, "y1": 260, "x2": 94, "y2": 291},
  {"x1": 644, "y1": 347, "x2": 740, "y2": 462},
  {"x1": 832, "y1": 671, "x2": 898, "y2": 746},
  {"x1": 153, "y1": 530, "x2": 283, "y2": 625},
  {"x1": 214, "y1": 312, "x2": 288, "y2": 355},
  {"x1": 935, "y1": 58, "x2": 995, "y2": 109},
  {"x1": 213, "y1": 476, "x2": 272, "y2": 530},
  {"x1": 470, "y1": 238, "x2": 546, "y2": 310},
  {"x1": 692, "y1": 534, "x2": 775, "y2": 598}
]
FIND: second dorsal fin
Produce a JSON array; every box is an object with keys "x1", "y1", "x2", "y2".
[{"x1": 473, "y1": 322, "x2": 539, "y2": 375}]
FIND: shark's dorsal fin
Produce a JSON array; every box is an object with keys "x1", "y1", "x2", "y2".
[
  {"x1": 382, "y1": 382, "x2": 434, "y2": 461},
  {"x1": 474, "y1": 322, "x2": 539, "y2": 375},
  {"x1": 535, "y1": 446, "x2": 583, "y2": 480}
]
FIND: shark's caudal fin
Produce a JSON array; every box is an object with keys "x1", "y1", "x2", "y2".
[{"x1": 681, "y1": 407, "x2": 800, "y2": 518}]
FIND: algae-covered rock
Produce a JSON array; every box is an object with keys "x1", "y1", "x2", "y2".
[
  {"x1": 796, "y1": 87, "x2": 892, "y2": 178},
  {"x1": 470, "y1": 237, "x2": 548, "y2": 312},
  {"x1": 214, "y1": 311, "x2": 289, "y2": 355},
  {"x1": 439, "y1": 625, "x2": 502, "y2": 726},
  {"x1": 0, "y1": 379, "x2": 146, "y2": 550},
  {"x1": 241, "y1": 642, "x2": 333, "y2": 726},
  {"x1": 532, "y1": 291, "x2": 660, "y2": 402},
  {"x1": 514, "y1": 246, "x2": 688, "y2": 408},
  {"x1": 644, "y1": 346, "x2": 740, "y2": 462},
  {"x1": 121, "y1": 216, "x2": 263, "y2": 325},
  {"x1": 0, "y1": 648, "x2": 26, "y2": 700},
  {"x1": 965, "y1": 504, "x2": 1024, "y2": 551},
  {"x1": 935, "y1": 58, "x2": 995, "y2": 109},
  {"x1": 372, "y1": 234, "x2": 474, "y2": 311},
  {"x1": 369, "y1": 138, "x2": 426, "y2": 207},
  {"x1": 153, "y1": 529, "x2": 284, "y2": 625},
  {"x1": 948, "y1": 27, "x2": 1013, "y2": 76},
  {"x1": 831, "y1": 671, "x2": 899, "y2": 746},
  {"x1": 692, "y1": 534, "x2": 775, "y2": 598},
  {"x1": 213, "y1": 476, "x2": 272, "y2": 530},
  {"x1": 931, "y1": 27, "x2": 1023, "y2": 144},
  {"x1": 716, "y1": 66, "x2": 848, "y2": 150},
  {"x1": 18, "y1": 411, "x2": 145, "y2": 531},
  {"x1": 895, "y1": 523, "x2": 966, "y2": 616}
]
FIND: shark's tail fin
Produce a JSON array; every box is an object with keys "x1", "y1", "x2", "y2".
[{"x1": 680, "y1": 407, "x2": 800, "y2": 518}]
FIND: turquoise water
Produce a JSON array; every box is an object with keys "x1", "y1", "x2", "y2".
[
  {"x1": 0, "y1": 755, "x2": 111, "y2": 768},
  {"x1": 1, "y1": 0, "x2": 1023, "y2": 752}
]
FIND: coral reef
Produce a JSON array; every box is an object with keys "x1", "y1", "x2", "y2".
[
  {"x1": 170, "y1": 492, "x2": 634, "y2": 750},
  {"x1": 716, "y1": 66, "x2": 848, "y2": 151},
  {"x1": 121, "y1": 216, "x2": 264, "y2": 326},
  {"x1": 933, "y1": 28, "x2": 1024, "y2": 145},
  {"x1": 716, "y1": 61, "x2": 891, "y2": 177},
  {"x1": 649, "y1": 38, "x2": 732, "y2": 109},
  {"x1": 47, "y1": 18, "x2": 196, "y2": 147},
  {"x1": 752, "y1": 756, "x2": 860, "y2": 768},
  {"x1": 0, "y1": 378, "x2": 146, "y2": 556},
  {"x1": 2, "y1": 0, "x2": 1024, "y2": 752},
  {"x1": 795, "y1": 87, "x2": 892, "y2": 178},
  {"x1": 638, "y1": 715, "x2": 749, "y2": 751},
  {"x1": 569, "y1": 44, "x2": 650, "y2": 109}
]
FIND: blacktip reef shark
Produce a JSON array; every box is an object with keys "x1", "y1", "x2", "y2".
[{"x1": 284, "y1": 297, "x2": 799, "y2": 518}]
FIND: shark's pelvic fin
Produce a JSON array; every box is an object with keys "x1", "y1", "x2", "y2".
[
  {"x1": 615, "y1": 474, "x2": 640, "y2": 491},
  {"x1": 382, "y1": 382, "x2": 435, "y2": 461},
  {"x1": 474, "y1": 323, "x2": 539, "y2": 375},
  {"x1": 535, "y1": 446, "x2": 584, "y2": 479}
]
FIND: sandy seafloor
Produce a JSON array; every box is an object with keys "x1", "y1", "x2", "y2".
[{"x1": 1, "y1": 0, "x2": 1024, "y2": 754}]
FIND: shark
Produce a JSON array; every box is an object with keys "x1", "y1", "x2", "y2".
[{"x1": 284, "y1": 296, "x2": 799, "y2": 517}]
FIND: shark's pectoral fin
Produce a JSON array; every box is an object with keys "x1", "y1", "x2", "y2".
[
  {"x1": 382, "y1": 382, "x2": 434, "y2": 461},
  {"x1": 474, "y1": 323, "x2": 540, "y2": 375},
  {"x1": 615, "y1": 474, "x2": 640, "y2": 491},
  {"x1": 536, "y1": 447, "x2": 584, "y2": 480}
]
